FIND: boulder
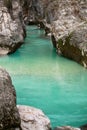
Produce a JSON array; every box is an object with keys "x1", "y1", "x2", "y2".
[
  {"x1": 17, "y1": 105, "x2": 51, "y2": 130},
  {"x1": 0, "y1": 68, "x2": 21, "y2": 130}
]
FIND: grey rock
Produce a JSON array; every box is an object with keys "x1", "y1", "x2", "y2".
[
  {"x1": 50, "y1": 0, "x2": 87, "y2": 67},
  {"x1": 0, "y1": 0, "x2": 25, "y2": 55},
  {"x1": 0, "y1": 67, "x2": 21, "y2": 130},
  {"x1": 17, "y1": 105, "x2": 51, "y2": 130}
]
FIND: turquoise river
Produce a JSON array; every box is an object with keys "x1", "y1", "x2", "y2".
[{"x1": 0, "y1": 26, "x2": 87, "y2": 128}]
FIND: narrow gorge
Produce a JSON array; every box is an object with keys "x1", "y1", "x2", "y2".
[{"x1": 0, "y1": 0, "x2": 87, "y2": 130}]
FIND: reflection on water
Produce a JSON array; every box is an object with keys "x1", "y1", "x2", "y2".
[{"x1": 0, "y1": 26, "x2": 87, "y2": 128}]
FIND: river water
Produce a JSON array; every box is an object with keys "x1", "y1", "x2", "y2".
[{"x1": 0, "y1": 26, "x2": 87, "y2": 128}]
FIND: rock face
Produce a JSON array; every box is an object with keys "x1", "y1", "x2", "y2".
[
  {"x1": 0, "y1": 0, "x2": 25, "y2": 55},
  {"x1": 17, "y1": 105, "x2": 51, "y2": 130},
  {"x1": 50, "y1": 0, "x2": 87, "y2": 67},
  {"x1": 22, "y1": 0, "x2": 87, "y2": 68},
  {"x1": 0, "y1": 68, "x2": 21, "y2": 130},
  {"x1": 54, "y1": 126, "x2": 80, "y2": 130}
]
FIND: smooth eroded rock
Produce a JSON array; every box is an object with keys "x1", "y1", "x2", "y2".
[{"x1": 17, "y1": 105, "x2": 51, "y2": 130}]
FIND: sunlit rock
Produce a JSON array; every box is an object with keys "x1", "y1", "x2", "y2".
[{"x1": 17, "y1": 105, "x2": 51, "y2": 130}]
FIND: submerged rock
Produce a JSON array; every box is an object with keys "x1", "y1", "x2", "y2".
[
  {"x1": 0, "y1": 0, "x2": 25, "y2": 55},
  {"x1": 0, "y1": 68, "x2": 21, "y2": 130},
  {"x1": 17, "y1": 105, "x2": 51, "y2": 130},
  {"x1": 54, "y1": 126, "x2": 80, "y2": 130}
]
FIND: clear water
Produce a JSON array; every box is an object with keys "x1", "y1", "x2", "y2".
[{"x1": 0, "y1": 26, "x2": 87, "y2": 128}]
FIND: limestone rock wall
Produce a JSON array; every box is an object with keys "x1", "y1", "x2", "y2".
[{"x1": 0, "y1": 0, "x2": 25, "y2": 55}]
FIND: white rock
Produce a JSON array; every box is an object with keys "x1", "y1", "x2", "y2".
[{"x1": 17, "y1": 105, "x2": 51, "y2": 130}]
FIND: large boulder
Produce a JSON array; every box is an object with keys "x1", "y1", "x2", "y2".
[
  {"x1": 0, "y1": 0, "x2": 25, "y2": 55},
  {"x1": 0, "y1": 68, "x2": 21, "y2": 130},
  {"x1": 17, "y1": 105, "x2": 51, "y2": 130}
]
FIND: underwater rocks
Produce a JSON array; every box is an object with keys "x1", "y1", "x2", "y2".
[
  {"x1": 17, "y1": 105, "x2": 51, "y2": 130},
  {"x1": 0, "y1": 68, "x2": 21, "y2": 130},
  {"x1": 0, "y1": 0, "x2": 25, "y2": 55}
]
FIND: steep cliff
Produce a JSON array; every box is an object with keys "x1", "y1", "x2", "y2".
[{"x1": 0, "y1": 0, "x2": 25, "y2": 55}]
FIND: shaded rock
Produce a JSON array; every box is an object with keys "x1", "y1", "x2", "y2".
[
  {"x1": 0, "y1": 0, "x2": 25, "y2": 55},
  {"x1": 54, "y1": 126, "x2": 80, "y2": 130},
  {"x1": 80, "y1": 124, "x2": 87, "y2": 130},
  {"x1": 17, "y1": 105, "x2": 51, "y2": 130},
  {"x1": 0, "y1": 68, "x2": 21, "y2": 130}
]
